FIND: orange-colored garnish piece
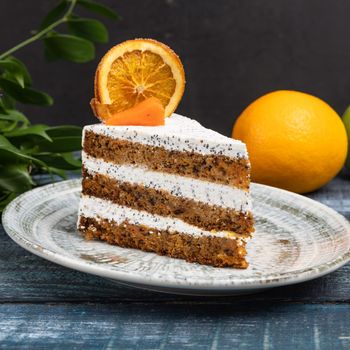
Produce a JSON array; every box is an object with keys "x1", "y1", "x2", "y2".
[
  {"x1": 94, "y1": 38, "x2": 185, "y2": 118},
  {"x1": 91, "y1": 97, "x2": 165, "y2": 126}
]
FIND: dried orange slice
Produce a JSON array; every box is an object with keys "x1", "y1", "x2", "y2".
[{"x1": 94, "y1": 38, "x2": 185, "y2": 118}]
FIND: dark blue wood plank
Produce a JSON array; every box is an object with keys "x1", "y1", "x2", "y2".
[
  {"x1": 0, "y1": 303, "x2": 350, "y2": 350},
  {"x1": 1, "y1": 222, "x2": 350, "y2": 302},
  {"x1": 1, "y1": 176, "x2": 350, "y2": 303},
  {"x1": 307, "y1": 172, "x2": 350, "y2": 220},
  {"x1": 0, "y1": 172, "x2": 349, "y2": 348}
]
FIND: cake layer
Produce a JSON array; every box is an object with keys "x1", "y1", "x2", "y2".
[
  {"x1": 79, "y1": 195, "x2": 250, "y2": 241},
  {"x1": 82, "y1": 170, "x2": 254, "y2": 234},
  {"x1": 79, "y1": 216, "x2": 248, "y2": 268},
  {"x1": 82, "y1": 152, "x2": 251, "y2": 212},
  {"x1": 83, "y1": 114, "x2": 247, "y2": 158},
  {"x1": 83, "y1": 131, "x2": 250, "y2": 189}
]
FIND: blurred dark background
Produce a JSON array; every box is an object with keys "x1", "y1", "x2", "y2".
[{"x1": 1, "y1": 0, "x2": 350, "y2": 136}]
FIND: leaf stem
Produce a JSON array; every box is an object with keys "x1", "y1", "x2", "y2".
[{"x1": 0, "y1": 0, "x2": 77, "y2": 60}]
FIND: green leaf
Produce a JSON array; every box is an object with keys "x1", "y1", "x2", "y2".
[
  {"x1": 46, "y1": 125, "x2": 82, "y2": 137},
  {"x1": 36, "y1": 135, "x2": 82, "y2": 153},
  {"x1": 0, "y1": 134, "x2": 44, "y2": 165},
  {"x1": 0, "y1": 163, "x2": 34, "y2": 193},
  {"x1": 77, "y1": 0, "x2": 120, "y2": 20},
  {"x1": 10, "y1": 57, "x2": 32, "y2": 85},
  {"x1": 0, "y1": 78, "x2": 53, "y2": 106},
  {"x1": 0, "y1": 120, "x2": 17, "y2": 133},
  {"x1": 0, "y1": 57, "x2": 32, "y2": 87},
  {"x1": 0, "y1": 110, "x2": 29, "y2": 125},
  {"x1": 48, "y1": 167, "x2": 67, "y2": 179},
  {"x1": 34, "y1": 152, "x2": 82, "y2": 170},
  {"x1": 67, "y1": 18, "x2": 108, "y2": 43},
  {"x1": 342, "y1": 106, "x2": 350, "y2": 171},
  {"x1": 0, "y1": 93, "x2": 16, "y2": 109},
  {"x1": 5, "y1": 124, "x2": 52, "y2": 142},
  {"x1": 44, "y1": 34, "x2": 95, "y2": 63},
  {"x1": 0, "y1": 109, "x2": 28, "y2": 132},
  {"x1": 62, "y1": 151, "x2": 82, "y2": 168},
  {"x1": 40, "y1": 0, "x2": 69, "y2": 29},
  {"x1": 0, "y1": 134, "x2": 28, "y2": 156}
]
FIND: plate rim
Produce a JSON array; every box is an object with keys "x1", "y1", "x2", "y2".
[{"x1": 3, "y1": 179, "x2": 350, "y2": 291}]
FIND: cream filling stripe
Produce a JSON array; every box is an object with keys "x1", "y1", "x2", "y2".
[
  {"x1": 79, "y1": 195, "x2": 248, "y2": 242},
  {"x1": 82, "y1": 152, "x2": 252, "y2": 212}
]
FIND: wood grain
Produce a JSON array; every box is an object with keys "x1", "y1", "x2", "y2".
[
  {"x1": 1, "y1": 220, "x2": 350, "y2": 303},
  {"x1": 1, "y1": 304, "x2": 350, "y2": 350},
  {"x1": 0, "y1": 174, "x2": 349, "y2": 349}
]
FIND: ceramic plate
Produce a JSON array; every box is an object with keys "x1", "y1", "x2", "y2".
[{"x1": 3, "y1": 179, "x2": 350, "y2": 295}]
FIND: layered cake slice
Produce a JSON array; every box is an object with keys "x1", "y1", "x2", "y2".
[
  {"x1": 78, "y1": 114, "x2": 254, "y2": 268},
  {"x1": 77, "y1": 38, "x2": 254, "y2": 268}
]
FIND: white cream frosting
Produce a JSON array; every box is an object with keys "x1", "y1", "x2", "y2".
[
  {"x1": 79, "y1": 195, "x2": 248, "y2": 242},
  {"x1": 83, "y1": 113, "x2": 248, "y2": 158},
  {"x1": 82, "y1": 152, "x2": 251, "y2": 212}
]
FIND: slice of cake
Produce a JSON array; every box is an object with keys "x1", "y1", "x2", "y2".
[
  {"x1": 78, "y1": 114, "x2": 254, "y2": 268},
  {"x1": 78, "y1": 38, "x2": 254, "y2": 268}
]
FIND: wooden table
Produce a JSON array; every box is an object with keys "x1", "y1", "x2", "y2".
[{"x1": 1, "y1": 174, "x2": 350, "y2": 349}]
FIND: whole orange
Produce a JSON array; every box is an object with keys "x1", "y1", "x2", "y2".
[{"x1": 232, "y1": 90, "x2": 348, "y2": 193}]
